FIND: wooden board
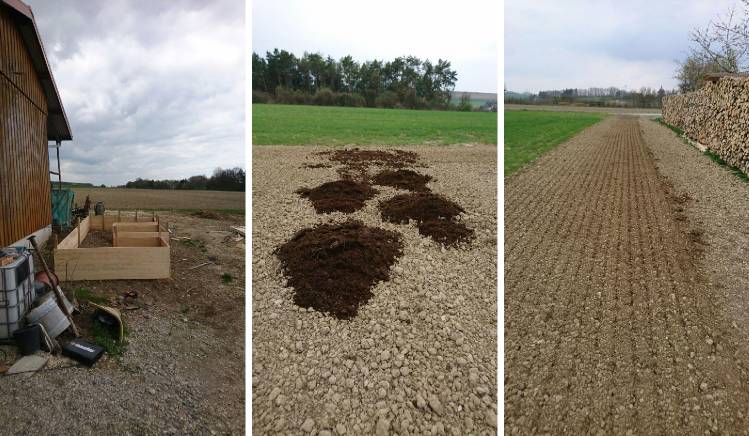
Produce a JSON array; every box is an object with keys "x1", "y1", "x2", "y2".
[
  {"x1": 54, "y1": 246, "x2": 170, "y2": 280},
  {"x1": 56, "y1": 215, "x2": 91, "y2": 249},
  {"x1": 90, "y1": 214, "x2": 156, "y2": 230},
  {"x1": 0, "y1": 7, "x2": 50, "y2": 247},
  {"x1": 115, "y1": 234, "x2": 164, "y2": 248}
]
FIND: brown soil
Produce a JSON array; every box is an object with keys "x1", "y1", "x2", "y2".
[
  {"x1": 296, "y1": 180, "x2": 377, "y2": 214},
  {"x1": 320, "y1": 148, "x2": 421, "y2": 180},
  {"x1": 192, "y1": 210, "x2": 224, "y2": 220},
  {"x1": 301, "y1": 163, "x2": 332, "y2": 169},
  {"x1": 379, "y1": 192, "x2": 465, "y2": 224},
  {"x1": 504, "y1": 116, "x2": 749, "y2": 434},
  {"x1": 275, "y1": 220, "x2": 402, "y2": 319},
  {"x1": 78, "y1": 229, "x2": 113, "y2": 247},
  {"x1": 372, "y1": 169, "x2": 433, "y2": 192},
  {"x1": 417, "y1": 219, "x2": 474, "y2": 246}
]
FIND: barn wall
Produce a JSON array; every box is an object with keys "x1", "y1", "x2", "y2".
[
  {"x1": 0, "y1": 6, "x2": 51, "y2": 247},
  {"x1": 662, "y1": 77, "x2": 749, "y2": 176}
]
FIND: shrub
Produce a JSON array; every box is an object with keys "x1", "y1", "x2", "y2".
[
  {"x1": 375, "y1": 91, "x2": 400, "y2": 108},
  {"x1": 252, "y1": 90, "x2": 273, "y2": 103},
  {"x1": 314, "y1": 88, "x2": 336, "y2": 106}
]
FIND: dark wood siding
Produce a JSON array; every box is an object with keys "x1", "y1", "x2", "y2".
[{"x1": 0, "y1": 6, "x2": 51, "y2": 246}]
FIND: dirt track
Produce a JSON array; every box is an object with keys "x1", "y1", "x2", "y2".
[{"x1": 505, "y1": 116, "x2": 749, "y2": 434}]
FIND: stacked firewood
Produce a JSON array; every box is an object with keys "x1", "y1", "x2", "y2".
[{"x1": 662, "y1": 76, "x2": 749, "y2": 176}]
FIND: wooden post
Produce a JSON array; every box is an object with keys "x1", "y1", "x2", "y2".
[
  {"x1": 135, "y1": 210, "x2": 139, "y2": 222},
  {"x1": 76, "y1": 217, "x2": 81, "y2": 247},
  {"x1": 152, "y1": 210, "x2": 155, "y2": 222},
  {"x1": 117, "y1": 210, "x2": 121, "y2": 222}
]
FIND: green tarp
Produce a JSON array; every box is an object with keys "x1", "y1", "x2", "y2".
[{"x1": 51, "y1": 189, "x2": 74, "y2": 226}]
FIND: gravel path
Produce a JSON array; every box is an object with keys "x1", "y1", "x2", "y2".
[
  {"x1": 0, "y1": 213, "x2": 245, "y2": 434},
  {"x1": 252, "y1": 145, "x2": 497, "y2": 435},
  {"x1": 640, "y1": 118, "x2": 749, "y2": 346},
  {"x1": 505, "y1": 116, "x2": 749, "y2": 434}
]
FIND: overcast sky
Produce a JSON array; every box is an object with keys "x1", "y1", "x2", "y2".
[
  {"x1": 252, "y1": 0, "x2": 498, "y2": 93},
  {"x1": 505, "y1": 0, "x2": 739, "y2": 93},
  {"x1": 28, "y1": 0, "x2": 244, "y2": 186}
]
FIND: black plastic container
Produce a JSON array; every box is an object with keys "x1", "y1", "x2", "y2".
[{"x1": 13, "y1": 324, "x2": 40, "y2": 355}]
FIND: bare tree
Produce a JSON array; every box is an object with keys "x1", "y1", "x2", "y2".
[{"x1": 689, "y1": 3, "x2": 749, "y2": 73}]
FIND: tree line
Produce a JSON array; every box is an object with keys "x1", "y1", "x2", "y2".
[
  {"x1": 252, "y1": 49, "x2": 460, "y2": 110},
  {"x1": 122, "y1": 167, "x2": 245, "y2": 192},
  {"x1": 505, "y1": 86, "x2": 673, "y2": 108}
]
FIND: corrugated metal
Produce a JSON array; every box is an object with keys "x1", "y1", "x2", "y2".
[
  {"x1": 0, "y1": 5, "x2": 52, "y2": 246},
  {"x1": 1, "y1": 0, "x2": 71, "y2": 141}
]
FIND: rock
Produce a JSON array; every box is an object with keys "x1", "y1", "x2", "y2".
[
  {"x1": 485, "y1": 409, "x2": 497, "y2": 428},
  {"x1": 416, "y1": 394, "x2": 427, "y2": 409},
  {"x1": 700, "y1": 382, "x2": 709, "y2": 391},
  {"x1": 380, "y1": 350, "x2": 391, "y2": 361},
  {"x1": 269, "y1": 387, "x2": 281, "y2": 401},
  {"x1": 7, "y1": 354, "x2": 48, "y2": 375},
  {"x1": 301, "y1": 418, "x2": 315, "y2": 433},
  {"x1": 428, "y1": 395, "x2": 444, "y2": 415},
  {"x1": 319, "y1": 430, "x2": 332, "y2": 436},
  {"x1": 376, "y1": 417, "x2": 390, "y2": 436},
  {"x1": 336, "y1": 423, "x2": 347, "y2": 434}
]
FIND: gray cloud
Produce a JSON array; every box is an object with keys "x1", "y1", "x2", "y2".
[
  {"x1": 505, "y1": 0, "x2": 738, "y2": 93},
  {"x1": 28, "y1": 0, "x2": 245, "y2": 185}
]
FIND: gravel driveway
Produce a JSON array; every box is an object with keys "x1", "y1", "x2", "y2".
[{"x1": 252, "y1": 145, "x2": 497, "y2": 435}]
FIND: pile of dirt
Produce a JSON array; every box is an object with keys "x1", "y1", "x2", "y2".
[
  {"x1": 297, "y1": 180, "x2": 377, "y2": 213},
  {"x1": 372, "y1": 169, "x2": 432, "y2": 192},
  {"x1": 417, "y1": 219, "x2": 474, "y2": 246},
  {"x1": 320, "y1": 148, "x2": 422, "y2": 181},
  {"x1": 379, "y1": 192, "x2": 473, "y2": 247},
  {"x1": 275, "y1": 221, "x2": 402, "y2": 319},
  {"x1": 379, "y1": 192, "x2": 465, "y2": 223}
]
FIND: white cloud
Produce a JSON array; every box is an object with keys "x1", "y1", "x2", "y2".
[
  {"x1": 252, "y1": 0, "x2": 498, "y2": 93},
  {"x1": 505, "y1": 0, "x2": 739, "y2": 92}
]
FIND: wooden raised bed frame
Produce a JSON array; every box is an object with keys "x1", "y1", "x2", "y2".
[{"x1": 54, "y1": 213, "x2": 170, "y2": 281}]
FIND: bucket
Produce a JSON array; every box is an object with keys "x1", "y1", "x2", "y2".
[
  {"x1": 13, "y1": 324, "x2": 40, "y2": 355},
  {"x1": 26, "y1": 292, "x2": 73, "y2": 339},
  {"x1": 94, "y1": 202, "x2": 105, "y2": 216}
]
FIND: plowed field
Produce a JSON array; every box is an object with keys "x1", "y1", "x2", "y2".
[{"x1": 505, "y1": 116, "x2": 749, "y2": 434}]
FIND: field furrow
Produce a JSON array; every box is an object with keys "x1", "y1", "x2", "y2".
[{"x1": 505, "y1": 116, "x2": 749, "y2": 434}]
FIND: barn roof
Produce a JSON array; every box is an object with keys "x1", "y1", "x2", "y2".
[{"x1": 2, "y1": 0, "x2": 72, "y2": 141}]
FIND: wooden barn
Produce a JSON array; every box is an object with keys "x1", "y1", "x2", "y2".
[{"x1": 1, "y1": 0, "x2": 71, "y2": 247}]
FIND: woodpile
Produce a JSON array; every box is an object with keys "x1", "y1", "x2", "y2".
[{"x1": 662, "y1": 76, "x2": 749, "y2": 176}]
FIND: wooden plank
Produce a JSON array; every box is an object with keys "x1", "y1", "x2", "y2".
[
  {"x1": 0, "y1": 6, "x2": 49, "y2": 247},
  {"x1": 112, "y1": 222, "x2": 159, "y2": 232},
  {"x1": 54, "y1": 246, "x2": 170, "y2": 280},
  {"x1": 115, "y1": 234, "x2": 162, "y2": 247}
]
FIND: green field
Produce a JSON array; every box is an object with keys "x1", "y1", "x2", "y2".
[
  {"x1": 252, "y1": 104, "x2": 497, "y2": 145},
  {"x1": 505, "y1": 110, "x2": 606, "y2": 176}
]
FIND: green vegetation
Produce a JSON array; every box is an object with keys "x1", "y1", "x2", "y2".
[
  {"x1": 252, "y1": 49, "x2": 457, "y2": 109},
  {"x1": 75, "y1": 288, "x2": 108, "y2": 305},
  {"x1": 654, "y1": 118, "x2": 749, "y2": 183},
  {"x1": 221, "y1": 273, "x2": 234, "y2": 284},
  {"x1": 253, "y1": 104, "x2": 497, "y2": 145},
  {"x1": 92, "y1": 320, "x2": 128, "y2": 356},
  {"x1": 504, "y1": 110, "x2": 606, "y2": 176}
]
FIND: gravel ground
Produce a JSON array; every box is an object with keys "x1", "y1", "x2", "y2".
[
  {"x1": 505, "y1": 116, "x2": 749, "y2": 434},
  {"x1": 0, "y1": 212, "x2": 245, "y2": 434},
  {"x1": 252, "y1": 145, "x2": 497, "y2": 435},
  {"x1": 640, "y1": 118, "x2": 749, "y2": 343}
]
